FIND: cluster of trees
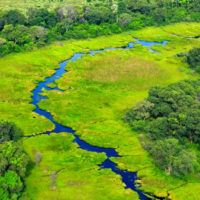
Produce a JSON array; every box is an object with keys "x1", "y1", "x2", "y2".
[
  {"x1": 124, "y1": 80, "x2": 200, "y2": 176},
  {"x1": 186, "y1": 48, "x2": 200, "y2": 73},
  {"x1": 0, "y1": 0, "x2": 200, "y2": 56},
  {"x1": 149, "y1": 138, "x2": 196, "y2": 175},
  {"x1": 0, "y1": 121, "x2": 29, "y2": 200}
]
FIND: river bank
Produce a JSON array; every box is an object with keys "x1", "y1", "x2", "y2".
[{"x1": 0, "y1": 22, "x2": 200, "y2": 199}]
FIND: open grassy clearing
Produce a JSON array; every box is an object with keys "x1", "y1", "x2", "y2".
[
  {"x1": 131, "y1": 22, "x2": 200, "y2": 42},
  {"x1": 0, "y1": 33, "x2": 133, "y2": 136},
  {"x1": 0, "y1": 23, "x2": 200, "y2": 199},
  {"x1": 38, "y1": 24, "x2": 200, "y2": 199},
  {"x1": 0, "y1": 0, "x2": 83, "y2": 12},
  {"x1": 38, "y1": 47, "x2": 194, "y2": 198},
  {"x1": 21, "y1": 133, "x2": 138, "y2": 200},
  {"x1": 162, "y1": 22, "x2": 200, "y2": 38}
]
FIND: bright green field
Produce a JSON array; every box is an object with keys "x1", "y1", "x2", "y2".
[
  {"x1": 21, "y1": 133, "x2": 138, "y2": 200},
  {"x1": 0, "y1": 23, "x2": 200, "y2": 199},
  {"x1": 0, "y1": 0, "x2": 83, "y2": 12},
  {"x1": 0, "y1": 0, "x2": 114, "y2": 12}
]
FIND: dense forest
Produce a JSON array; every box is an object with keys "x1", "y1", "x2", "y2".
[
  {"x1": 186, "y1": 48, "x2": 200, "y2": 73},
  {"x1": 124, "y1": 80, "x2": 200, "y2": 176},
  {"x1": 0, "y1": 0, "x2": 200, "y2": 56},
  {"x1": 0, "y1": 122, "x2": 29, "y2": 199}
]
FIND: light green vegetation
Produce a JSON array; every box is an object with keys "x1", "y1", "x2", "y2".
[
  {"x1": 0, "y1": 0, "x2": 83, "y2": 12},
  {"x1": 131, "y1": 22, "x2": 200, "y2": 41},
  {"x1": 22, "y1": 133, "x2": 138, "y2": 200},
  {"x1": 0, "y1": 33, "x2": 133, "y2": 136},
  {"x1": 0, "y1": 0, "x2": 117, "y2": 13},
  {"x1": 38, "y1": 23, "x2": 200, "y2": 199},
  {"x1": 169, "y1": 183, "x2": 200, "y2": 200},
  {"x1": 163, "y1": 22, "x2": 200, "y2": 38},
  {"x1": 46, "y1": 82, "x2": 57, "y2": 89},
  {"x1": 0, "y1": 23, "x2": 200, "y2": 199}
]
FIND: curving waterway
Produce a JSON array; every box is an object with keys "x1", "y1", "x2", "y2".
[{"x1": 30, "y1": 39, "x2": 168, "y2": 200}]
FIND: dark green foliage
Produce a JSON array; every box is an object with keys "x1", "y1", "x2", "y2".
[
  {"x1": 124, "y1": 100, "x2": 154, "y2": 131},
  {"x1": 0, "y1": 141, "x2": 29, "y2": 177},
  {"x1": 84, "y1": 7, "x2": 113, "y2": 24},
  {"x1": 125, "y1": 0, "x2": 153, "y2": 14},
  {"x1": 0, "y1": 142, "x2": 28, "y2": 199},
  {"x1": 149, "y1": 138, "x2": 196, "y2": 175},
  {"x1": 186, "y1": 48, "x2": 200, "y2": 73},
  {"x1": 125, "y1": 80, "x2": 200, "y2": 176},
  {"x1": 0, "y1": 0, "x2": 200, "y2": 57},
  {"x1": 146, "y1": 81, "x2": 200, "y2": 142},
  {"x1": 0, "y1": 10, "x2": 26, "y2": 30},
  {"x1": 124, "y1": 100, "x2": 154, "y2": 123},
  {"x1": 147, "y1": 81, "x2": 198, "y2": 117},
  {"x1": 173, "y1": 149, "x2": 197, "y2": 176},
  {"x1": 118, "y1": 1, "x2": 127, "y2": 14},
  {"x1": 151, "y1": 7, "x2": 167, "y2": 24},
  {"x1": 128, "y1": 16, "x2": 145, "y2": 29},
  {"x1": 2, "y1": 25, "x2": 30, "y2": 45},
  {"x1": 0, "y1": 37, "x2": 10, "y2": 56},
  {"x1": 0, "y1": 121, "x2": 23, "y2": 143},
  {"x1": 118, "y1": 13, "x2": 132, "y2": 28},
  {"x1": 27, "y1": 8, "x2": 49, "y2": 27},
  {"x1": 0, "y1": 122, "x2": 29, "y2": 199},
  {"x1": 0, "y1": 170, "x2": 23, "y2": 195}
]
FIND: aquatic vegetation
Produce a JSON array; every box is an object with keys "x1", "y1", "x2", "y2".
[
  {"x1": 21, "y1": 133, "x2": 138, "y2": 200},
  {"x1": 0, "y1": 23, "x2": 200, "y2": 199},
  {"x1": 0, "y1": 33, "x2": 133, "y2": 136},
  {"x1": 38, "y1": 25, "x2": 199, "y2": 198}
]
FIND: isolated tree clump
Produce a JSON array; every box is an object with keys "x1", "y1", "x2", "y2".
[
  {"x1": 0, "y1": 121, "x2": 29, "y2": 199},
  {"x1": 118, "y1": 13, "x2": 132, "y2": 28},
  {"x1": 0, "y1": 121, "x2": 23, "y2": 143},
  {"x1": 150, "y1": 138, "x2": 196, "y2": 175},
  {"x1": 186, "y1": 48, "x2": 200, "y2": 73},
  {"x1": 124, "y1": 80, "x2": 200, "y2": 176}
]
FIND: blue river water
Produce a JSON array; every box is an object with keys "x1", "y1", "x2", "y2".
[{"x1": 30, "y1": 39, "x2": 168, "y2": 200}]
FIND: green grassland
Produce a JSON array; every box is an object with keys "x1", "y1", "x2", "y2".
[
  {"x1": 0, "y1": 33, "x2": 133, "y2": 136},
  {"x1": 38, "y1": 23, "x2": 200, "y2": 199},
  {"x1": 0, "y1": 0, "x2": 115, "y2": 12},
  {"x1": 0, "y1": 23, "x2": 200, "y2": 199},
  {"x1": 0, "y1": 0, "x2": 83, "y2": 12},
  {"x1": 22, "y1": 133, "x2": 138, "y2": 200},
  {"x1": 131, "y1": 22, "x2": 200, "y2": 42}
]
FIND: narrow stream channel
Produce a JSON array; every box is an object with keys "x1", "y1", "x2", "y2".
[{"x1": 30, "y1": 39, "x2": 168, "y2": 200}]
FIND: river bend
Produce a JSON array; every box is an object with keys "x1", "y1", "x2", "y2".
[{"x1": 30, "y1": 39, "x2": 168, "y2": 200}]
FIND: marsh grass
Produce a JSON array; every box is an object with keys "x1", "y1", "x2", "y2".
[
  {"x1": 131, "y1": 22, "x2": 200, "y2": 42},
  {"x1": 0, "y1": 0, "x2": 84, "y2": 12},
  {"x1": 163, "y1": 22, "x2": 200, "y2": 38},
  {"x1": 0, "y1": 23, "x2": 200, "y2": 199},
  {"x1": 38, "y1": 23, "x2": 200, "y2": 198},
  {"x1": 85, "y1": 55, "x2": 162, "y2": 83},
  {"x1": 0, "y1": 33, "x2": 133, "y2": 136},
  {"x1": 22, "y1": 133, "x2": 138, "y2": 200}
]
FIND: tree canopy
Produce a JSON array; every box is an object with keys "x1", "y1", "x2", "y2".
[
  {"x1": 124, "y1": 80, "x2": 200, "y2": 176},
  {"x1": 0, "y1": 0, "x2": 200, "y2": 57},
  {"x1": 0, "y1": 122, "x2": 29, "y2": 199}
]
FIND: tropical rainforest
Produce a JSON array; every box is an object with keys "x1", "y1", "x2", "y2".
[{"x1": 0, "y1": 0, "x2": 200, "y2": 200}]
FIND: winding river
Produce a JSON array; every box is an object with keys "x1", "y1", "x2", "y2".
[{"x1": 30, "y1": 39, "x2": 168, "y2": 200}]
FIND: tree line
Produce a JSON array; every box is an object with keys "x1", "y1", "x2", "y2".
[
  {"x1": 0, "y1": 120, "x2": 46, "y2": 199},
  {"x1": 0, "y1": 121, "x2": 29, "y2": 199},
  {"x1": 0, "y1": 0, "x2": 200, "y2": 57},
  {"x1": 124, "y1": 80, "x2": 200, "y2": 176}
]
